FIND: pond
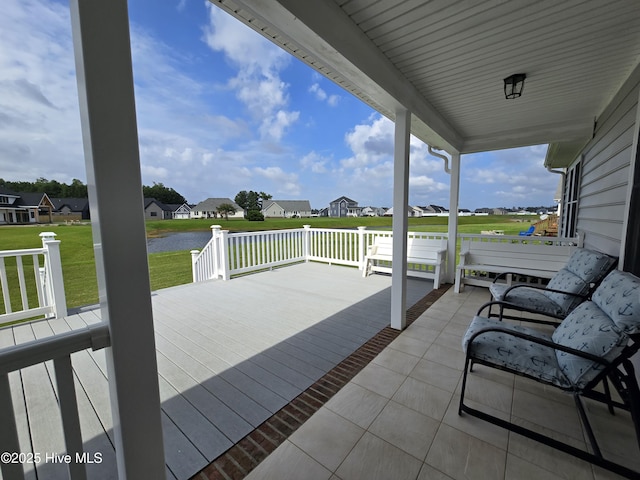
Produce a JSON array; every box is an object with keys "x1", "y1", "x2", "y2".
[{"x1": 146, "y1": 231, "x2": 212, "y2": 254}]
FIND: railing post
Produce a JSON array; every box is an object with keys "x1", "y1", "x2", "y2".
[
  {"x1": 303, "y1": 225, "x2": 311, "y2": 262},
  {"x1": 219, "y1": 230, "x2": 230, "y2": 280},
  {"x1": 210, "y1": 225, "x2": 222, "y2": 279},
  {"x1": 40, "y1": 232, "x2": 67, "y2": 318},
  {"x1": 190, "y1": 250, "x2": 200, "y2": 282},
  {"x1": 357, "y1": 226, "x2": 366, "y2": 271}
]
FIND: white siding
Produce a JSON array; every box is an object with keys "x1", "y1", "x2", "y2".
[{"x1": 574, "y1": 69, "x2": 640, "y2": 257}]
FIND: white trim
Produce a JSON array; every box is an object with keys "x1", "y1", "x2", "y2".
[{"x1": 391, "y1": 108, "x2": 410, "y2": 330}]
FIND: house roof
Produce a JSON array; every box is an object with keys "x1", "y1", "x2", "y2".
[
  {"x1": 15, "y1": 192, "x2": 52, "y2": 208},
  {"x1": 215, "y1": 0, "x2": 640, "y2": 166},
  {"x1": 264, "y1": 200, "x2": 312, "y2": 211},
  {"x1": 193, "y1": 198, "x2": 242, "y2": 212},
  {"x1": 164, "y1": 203, "x2": 190, "y2": 212},
  {"x1": 330, "y1": 196, "x2": 358, "y2": 205},
  {"x1": 0, "y1": 187, "x2": 20, "y2": 197},
  {"x1": 51, "y1": 197, "x2": 89, "y2": 212}
]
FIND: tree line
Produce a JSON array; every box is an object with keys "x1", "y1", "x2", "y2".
[{"x1": 0, "y1": 178, "x2": 186, "y2": 205}]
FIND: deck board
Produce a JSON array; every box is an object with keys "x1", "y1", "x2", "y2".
[{"x1": 1, "y1": 262, "x2": 432, "y2": 479}]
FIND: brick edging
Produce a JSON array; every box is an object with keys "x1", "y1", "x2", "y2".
[{"x1": 193, "y1": 284, "x2": 452, "y2": 479}]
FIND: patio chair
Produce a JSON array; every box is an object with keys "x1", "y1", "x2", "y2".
[
  {"x1": 484, "y1": 248, "x2": 617, "y2": 325},
  {"x1": 460, "y1": 269, "x2": 640, "y2": 479},
  {"x1": 518, "y1": 225, "x2": 535, "y2": 236}
]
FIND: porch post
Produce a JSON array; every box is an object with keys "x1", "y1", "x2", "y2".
[
  {"x1": 69, "y1": 1, "x2": 166, "y2": 479},
  {"x1": 391, "y1": 108, "x2": 411, "y2": 330},
  {"x1": 446, "y1": 152, "x2": 461, "y2": 284}
]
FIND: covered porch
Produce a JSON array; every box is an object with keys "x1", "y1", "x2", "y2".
[
  {"x1": 238, "y1": 284, "x2": 640, "y2": 480},
  {"x1": 2, "y1": 0, "x2": 640, "y2": 479}
]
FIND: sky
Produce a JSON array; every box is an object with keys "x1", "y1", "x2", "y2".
[{"x1": 0, "y1": 0, "x2": 560, "y2": 211}]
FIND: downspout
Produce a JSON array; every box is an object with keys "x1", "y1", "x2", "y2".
[
  {"x1": 428, "y1": 145, "x2": 451, "y2": 174},
  {"x1": 546, "y1": 165, "x2": 566, "y2": 232},
  {"x1": 428, "y1": 146, "x2": 458, "y2": 284}
]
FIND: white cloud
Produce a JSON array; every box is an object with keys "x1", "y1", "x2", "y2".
[
  {"x1": 0, "y1": 0, "x2": 84, "y2": 183},
  {"x1": 300, "y1": 151, "x2": 330, "y2": 173},
  {"x1": 309, "y1": 83, "x2": 340, "y2": 107},
  {"x1": 202, "y1": 4, "x2": 299, "y2": 141},
  {"x1": 254, "y1": 166, "x2": 301, "y2": 195}
]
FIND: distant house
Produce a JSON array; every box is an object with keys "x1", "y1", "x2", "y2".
[
  {"x1": 51, "y1": 197, "x2": 91, "y2": 221},
  {"x1": 191, "y1": 198, "x2": 244, "y2": 219},
  {"x1": 492, "y1": 208, "x2": 509, "y2": 215},
  {"x1": 262, "y1": 200, "x2": 312, "y2": 218},
  {"x1": 168, "y1": 203, "x2": 192, "y2": 220},
  {"x1": 0, "y1": 188, "x2": 54, "y2": 224},
  {"x1": 317, "y1": 207, "x2": 329, "y2": 217},
  {"x1": 329, "y1": 196, "x2": 361, "y2": 217},
  {"x1": 419, "y1": 205, "x2": 449, "y2": 216},
  {"x1": 474, "y1": 208, "x2": 492, "y2": 214},
  {"x1": 361, "y1": 206, "x2": 386, "y2": 217},
  {"x1": 143, "y1": 198, "x2": 172, "y2": 220},
  {"x1": 384, "y1": 205, "x2": 424, "y2": 217}
]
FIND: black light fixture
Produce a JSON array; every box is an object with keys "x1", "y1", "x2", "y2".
[{"x1": 503, "y1": 73, "x2": 526, "y2": 99}]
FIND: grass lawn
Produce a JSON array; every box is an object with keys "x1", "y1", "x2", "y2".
[{"x1": 0, "y1": 215, "x2": 538, "y2": 315}]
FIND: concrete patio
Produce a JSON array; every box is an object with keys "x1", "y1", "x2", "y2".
[{"x1": 236, "y1": 284, "x2": 640, "y2": 480}]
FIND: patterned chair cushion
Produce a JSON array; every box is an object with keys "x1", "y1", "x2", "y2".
[
  {"x1": 489, "y1": 249, "x2": 614, "y2": 318},
  {"x1": 551, "y1": 301, "x2": 627, "y2": 388},
  {"x1": 463, "y1": 316, "x2": 572, "y2": 388},
  {"x1": 542, "y1": 249, "x2": 615, "y2": 314},
  {"x1": 489, "y1": 283, "x2": 566, "y2": 317},
  {"x1": 542, "y1": 269, "x2": 589, "y2": 315},
  {"x1": 591, "y1": 270, "x2": 640, "y2": 335}
]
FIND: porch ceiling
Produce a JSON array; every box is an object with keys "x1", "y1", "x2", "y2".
[{"x1": 213, "y1": 0, "x2": 640, "y2": 163}]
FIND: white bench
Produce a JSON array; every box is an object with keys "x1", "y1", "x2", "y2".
[
  {"x1": 454, "y1": 237, "x2": 578, "y2": 293},
  {"x1": 362, "y1": 236, "x2": 447, "y2": 288}
]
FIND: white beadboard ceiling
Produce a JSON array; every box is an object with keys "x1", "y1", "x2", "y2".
[{"x1": 211, "y1": 0, "x2": 640, "y2": 165}]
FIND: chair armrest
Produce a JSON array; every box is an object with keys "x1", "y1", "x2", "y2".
[
  {"x1": 503, "y1": 283, "x2": 588, "y2": 300},
  {"x1": 466, "y1": 325, "x2": 611, "y2": 366},
  {"x1": 459, "y1": 250, "x2": 469, "y2": 266}
]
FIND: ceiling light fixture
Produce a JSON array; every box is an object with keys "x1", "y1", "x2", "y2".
[{"x1": 504, "y1": 73, "x2": 526, "y2": 99}]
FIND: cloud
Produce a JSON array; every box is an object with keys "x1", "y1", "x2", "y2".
[
  {"x1": 202, "y1": 4, "x2": 299, "y2": 141},
  {"x1": 461, "y1": 145, "x2": 558, "y2": 208},
  {"x1": 300, "y1": 151, "x2": 331, "y2": 173},
  {"x1": 254, "y1": 166, "x2": 301, "y2": 195},
  {"x1": 0, "y1": 0, "x2": 84, "y2": 183},
  {"x1": 309, "y1": 83, "x2": 340, "y2": 106}
]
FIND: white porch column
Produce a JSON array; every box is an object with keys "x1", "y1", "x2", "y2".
[
  {"x1": 446, "y1": 152, "x2": 461, "y2": 284},
  {"x1": 69, "y1": 1, "x2": 166, "y2": 479},
  {"x1": 391, "y1": 108, "x2": 411, "y2": 330}
]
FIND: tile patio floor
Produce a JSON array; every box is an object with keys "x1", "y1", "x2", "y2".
[{"x1": 238, "y1": 285, "x2": 640, "y2": 480}]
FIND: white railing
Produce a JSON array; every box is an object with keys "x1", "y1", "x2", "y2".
[
  {"x1": 0, "y1": 322, "x2": 110, "y2": 480},
  {"x1": 0, "y1": 233, "x2": 67, "y2": 324},
  {"x1": 457, "y1": 232, "x2": 582, "y2": 248},
  {"x1": 191, "y1": 226, "x2": 449, "y2": 282}
]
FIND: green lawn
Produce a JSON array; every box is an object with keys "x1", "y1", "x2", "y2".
[{"x1": 0, "y1": 215, "x2": 537, "y2": 316}]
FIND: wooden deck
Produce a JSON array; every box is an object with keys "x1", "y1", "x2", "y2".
[{"x1": 0, "y1": 262, "x2": 433, "y2": 480}]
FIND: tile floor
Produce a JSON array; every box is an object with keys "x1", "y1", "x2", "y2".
[{"x1": 244, "y1": 285, "x2": 640, "y2": 480}]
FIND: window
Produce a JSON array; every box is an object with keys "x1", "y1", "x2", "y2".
[
  {"x1": 561, "y1": 160, "x2": 581, "y2": 238},
  {"x1": 150, "y1": 211, "x2": 157, "y2": 217}
]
